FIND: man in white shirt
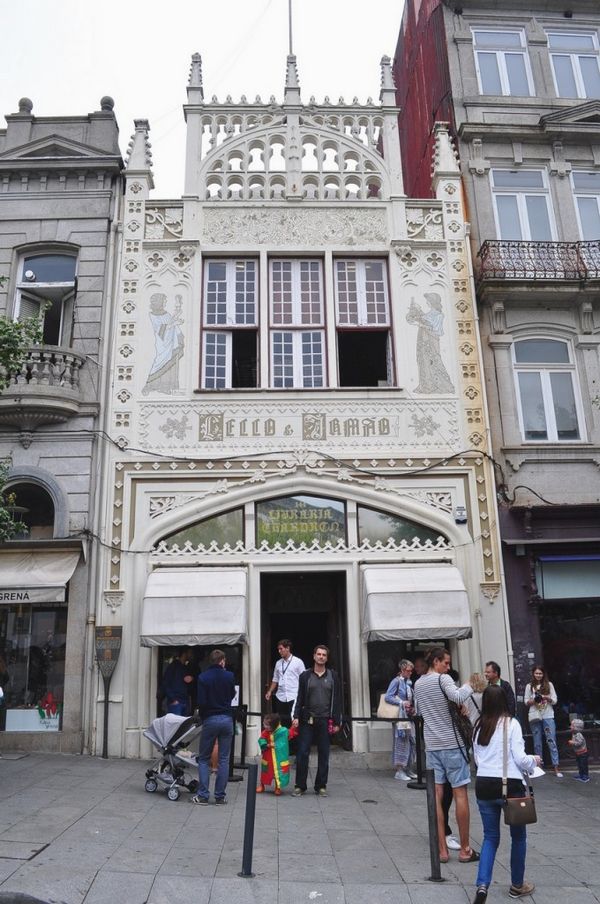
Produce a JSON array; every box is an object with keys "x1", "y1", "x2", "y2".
[{"x1": 265, "y1": 639, "x2": 305, "y2": 724}]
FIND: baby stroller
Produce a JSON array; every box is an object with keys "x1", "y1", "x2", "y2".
[{"x1": 143, "y1": 713, "x2": 202, "y2": 801}]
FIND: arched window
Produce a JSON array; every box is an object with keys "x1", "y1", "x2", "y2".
[
  {"x1": 513, "y1": 338, "x2": 583, "y2": 441},
  {"x1": 161, "y1": 508, "x2": 244, "y2": 548},
  {"x1": 357, "y1": 506, "x2": 446, "y2": 545},
  {"x1": 3, "y1": 482, "x2": 55, "y2": 540},
  {"x1": 15, "y1": 252, "x2": 77, "y2": 346}
]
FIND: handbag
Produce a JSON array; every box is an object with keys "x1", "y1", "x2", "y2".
[
  {"x1": 377, "y1": 694, "x2": 400, "y2": 720},
  {"x1": 438, "y1": 676, "x2": 473, "y2": 759},
  {"x1": 502, "y1": 719, "x2": 537, "y2": 826}
]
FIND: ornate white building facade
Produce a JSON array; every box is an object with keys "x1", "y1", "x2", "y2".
[{"x1": 93, "y1": 55, "x2": 509, "y2": 757}]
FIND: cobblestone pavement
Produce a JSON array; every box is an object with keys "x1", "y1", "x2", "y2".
[{"x1": 0, "y1": 751, "x2": 599, "y2": 904}]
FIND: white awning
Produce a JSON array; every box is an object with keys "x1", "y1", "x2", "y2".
[
  {"x1": 0, "y1": 550, "x2": 80, "y2": 603},
  {"x1": 141, "y1": 567, "x2": 248, "y2": 647},
  {"x1": 361, "y1": 564, "x2": 472, "y2": 641}
]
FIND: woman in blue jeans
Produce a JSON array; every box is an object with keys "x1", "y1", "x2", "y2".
[
  {"x1": 472, "y1": 685, "x2": 540, "y2": 904},
  {"x1": 524, "y1": 665, "x2": 563, "y2": 778}
]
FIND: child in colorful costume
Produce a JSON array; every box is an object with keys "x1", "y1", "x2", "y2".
[{"x1": 257, "y1": 714, "x2": 297, "y2": 795}]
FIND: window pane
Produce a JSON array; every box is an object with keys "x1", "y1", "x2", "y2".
[
  {"x1": 271, "y1": 331, "x2": 294, "y2": 387},
  {"x1": 580, "y1": 56, "x2": 600, "y2": 97},
  {"x1": 493, "y1": 170, "x2": 545, "y2": 189},
  {"x1": 576, "y1": 197, "x2": 600, "y2": 240},
  {"x1": 205, "y1": 262, "x2": 228, "y2": 325},
  {"x1": 474, "y1": 31, "x2": 523, "y2": 48},
  {"x1": 162, "y1": 509, "x2": 243, "y2": 548},
  {"x1": 548, "y1": 33, "x2": 596, "y2": 52},
  {"x1": 550, "y1": 373, "x2": 580, "y2": 440},
  {"x1": 203, "y1": 332, "x2": 228, "y2": 388},
  {"x1": 518, "y1": 372, "x2": 547, "y2": 440},
  {"x1": 22, "y1": 255, "x2": 76, "y2": 283},
  {"x1": 514, "y1": 339, "x2": 570, "y2": 364},
  {"x1": 525, "y1": 195, "x2": 552, "y2": 240},
  {"x1": 336, "y1": 261, "x2": 359, "y2": 325},
  {"x1": 301, "y1": 331, "x2": 324, "y2": 388},
  {"x1": 478, "y1": 53, "x2": 502, "y2": 94},
  {"x1": 496, "y1": 195, "x2": 522, "y2": 239},
  {"x1": 271, "y1": 262, "x2": 293, "y2": 325},
  {"x1": 573, "y1": 172, "x2": 600, "y2": 191},
  {"x1": 299, "y1": 261, "x2": 323, "y2": 325},
  {"x1": 506, "y1": 53, "x2": 530, "y2": 95},
  {"x1": 552, "y1": 55, "x2": 578, "y2": 97},
  {"x1": 234, "y1": 260, "x2": 256, "y2": 325},
  {"x1": 256, "y1": 495, "x2": 345, "y2": 547},
  {"x1": 364, "y1": 261, "x2": 388, "y2": 324},
  {"x1": 357, "y1": 506, "x2": 445, "y2": 545}
]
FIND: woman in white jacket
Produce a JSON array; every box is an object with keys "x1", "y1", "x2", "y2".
[{"x1": 471, "y1": 685, "x2": 541, "y2": 904}]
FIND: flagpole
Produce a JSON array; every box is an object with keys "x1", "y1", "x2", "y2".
[{"x1": 288, "y1": 0, "x2": 293, "y2": 55}]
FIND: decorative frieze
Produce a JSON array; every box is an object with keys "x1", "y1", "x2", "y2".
[{"x1": 201, "y1": 207, "x2": 387, "y2": 245}]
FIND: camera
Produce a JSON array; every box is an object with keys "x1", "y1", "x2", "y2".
[{"x1": 534, "y1": 693, "x2": 543, "y2": 704}]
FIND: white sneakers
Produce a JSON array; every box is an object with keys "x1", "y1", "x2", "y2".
[
  {"x1": 446, "y1": 835, "x2": 461, "y2": 851},
  {"x1": 394, "y1": 769, "x2": 411, "y2": 781}
]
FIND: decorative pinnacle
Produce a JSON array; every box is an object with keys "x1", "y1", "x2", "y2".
[
  {"x1": 380, "y1": 55, "x2": 395, "y2": 91},
  {"x1": 284, "y1": 54, "x2": 301, "y2": 104},
  {"x1": 126, "y1": 119, "x2": 153, "y2": 172},
  {"x1": 189, "y1": 53, "x2": 203, "y2": 90},
  {"x1": 432, "y1": 122, "x2": 460, "y2": 177}
]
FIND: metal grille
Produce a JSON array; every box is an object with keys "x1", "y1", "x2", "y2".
[{"x1": 478, "y1": 240, "x2": 600, "y2": 281}]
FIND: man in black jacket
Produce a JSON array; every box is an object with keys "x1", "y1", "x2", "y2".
[
  {"x1": 291, "y1": 644, "x2": 342, "y2": 797},
  {"x1": 484, "y1": 661, "x2": 516, "y2": 717}
]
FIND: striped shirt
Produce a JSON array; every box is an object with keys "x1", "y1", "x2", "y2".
[{"x1": 413, "y1": 672, "x2": 473, "y2": 751}]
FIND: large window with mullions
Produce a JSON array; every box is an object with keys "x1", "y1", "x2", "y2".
[
  {"x1": 513, "y1": 338, "x2": 584, "y2": 442},
  {"x1": 201, "y1": 259, "x2": 258, "y2": 388},
  {"x1": 269, "y1": 259, "x2": 325, "y2": 388}
]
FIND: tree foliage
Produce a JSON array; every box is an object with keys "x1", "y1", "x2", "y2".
[
  {"x1": 0, "y1": 311, "x2": 44, "y2": 391},
  {"x1": 0, "y1": 462, "x2": 18, "y2": 542}
]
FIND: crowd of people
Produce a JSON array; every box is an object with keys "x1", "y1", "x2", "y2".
[{"x1": 166, "y1": 640, "x2": 578, "y2": 904}]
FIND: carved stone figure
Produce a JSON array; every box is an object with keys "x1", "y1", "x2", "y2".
[
  {"x1": 406, "y1": 293, "x2": 454, "y2": 394},
  {"x1": 142, "y1": 293, "x2": 184, "y2": 395}
]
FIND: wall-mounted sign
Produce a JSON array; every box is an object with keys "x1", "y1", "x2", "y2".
[
  {"x1": 0, "y1": 587, "x2": 65, "y2": 604},
  {"x1": 95, "y1": 625, "x2": 122, "y2": 679},
  {"x1": 256, "y1": 495, "x2": 345, "y2": 547}
]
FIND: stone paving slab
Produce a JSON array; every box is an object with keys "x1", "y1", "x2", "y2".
[{"x1": 1, "y1": 754, "x2": 600, "y2": 903}]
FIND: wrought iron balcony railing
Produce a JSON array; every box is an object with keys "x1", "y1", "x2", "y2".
[{"x1": 478, "y1": 240, "x2": 600, "y2": 281}]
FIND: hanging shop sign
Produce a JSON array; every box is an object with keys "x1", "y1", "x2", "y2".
[{"x1": 95, "y1": 626, "x2": 122, "y2": 678}]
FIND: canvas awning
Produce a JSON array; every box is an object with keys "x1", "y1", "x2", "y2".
[
  {"x1": 361, "y1": 564, "x2": 472, "y2": 641},
  {"x1": 140, "y1": 567, "x2": 248, "y2": 646},
  {"x1": 0, "y1": 549, "x2": 80, "y2": 603}
]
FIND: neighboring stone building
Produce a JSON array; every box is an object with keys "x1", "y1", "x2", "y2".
[
  {"x1": 95, "y1": 53, "x2": 507, "y2": 759},
  {"x1": 0, "y1": 98, "x2": 123, "y2": 751},
  {"x1": 394, "y1": 0, "x2": 600, "y2": 723}
]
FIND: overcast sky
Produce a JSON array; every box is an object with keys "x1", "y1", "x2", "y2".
[{"x1": 1, "y1": 0, "x2": 405, "y2": 198}]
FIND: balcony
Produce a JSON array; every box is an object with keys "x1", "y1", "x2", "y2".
[
  {"x1": 0, "y1": 346, "x2": 87, "y2": 442},
  {"x1": 478, "y1": 240, "x2": 600, "y2": 282}
]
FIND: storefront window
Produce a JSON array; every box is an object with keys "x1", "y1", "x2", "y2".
[
  {"x1": 367, "y1": 640, "x2": 441, "y2": 714},
  {"x1": 0, "y1": 604, "x2": 67, "y2": 732},
  {"x1": 358, "y1": 506, "x2": 446, "y2": 545},
  {"x1": 256, "y1": 495, "x2": 345, "y2": 546},
  {"x1": 162, "y1": 508, "x2": 244, "y2": 548}
]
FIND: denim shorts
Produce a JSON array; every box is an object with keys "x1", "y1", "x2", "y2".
[{"x1": 426, "y1": 747, "x2": 470, "y2": 787}]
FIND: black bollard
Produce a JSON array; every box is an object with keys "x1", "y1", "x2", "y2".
[
  {"x1": 238, "y1": 761, "x2": 258, "y2": 878},
  {"x1": 425, "y1": 768, "x2": 444, "y2": 882},
  {"x1": 407, "y1": 714, "x2": 426, "y2": 791}
]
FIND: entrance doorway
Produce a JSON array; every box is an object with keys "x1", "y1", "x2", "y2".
[{"x1": 260, "y1": 571, "x2": 350, "y2": 734}]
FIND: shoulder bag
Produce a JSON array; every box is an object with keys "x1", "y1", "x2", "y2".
[
  {"x1": 502, "y1": 719, "x2": 537, "y2": 826},
  {"x1": 438, "y1": 675, "x2": 473, "y2": 760}
]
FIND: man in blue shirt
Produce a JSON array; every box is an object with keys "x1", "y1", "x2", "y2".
[{"x1": 192, "y1": 649, "x2": 236, "y2": 805}]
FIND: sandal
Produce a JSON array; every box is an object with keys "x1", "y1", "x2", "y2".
[{"x1": 459, "y1": 849, "x2": 480, "y2": 863}]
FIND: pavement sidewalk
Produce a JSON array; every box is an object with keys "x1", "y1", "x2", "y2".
[{"x1": 0, "y1": 750, "x2": 599, "y2": 904}]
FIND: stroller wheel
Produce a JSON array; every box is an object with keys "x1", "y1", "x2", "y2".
[
  {"x1": 167, "y1": 786, "x2": 181, "y2": 801},
  {"x1": 144, "y1": 778, "x2": 158, "y2": 793},
  {"x1": 188, "y1": 780, "x2": 199, "y2": 794}
]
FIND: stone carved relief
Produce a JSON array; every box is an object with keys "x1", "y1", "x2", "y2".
[
  {"x1": 202, "y1": 207, "x2": 387, "y2": 245},
  {"x1": 145, "y1": 206, "x2": 184, "y2": 239},
  {"x1": 138, "y1": 399, "x2": 461, "y2": 452},
  {"x1": 406, "y1": 294, "x2": 455, "y2": 394},
  {"x1": 405, "y1": 207, "x2": 443, "y2": 240},
  {"x1": 142, "y1": 293, "x2": 185, "y2": 395}
]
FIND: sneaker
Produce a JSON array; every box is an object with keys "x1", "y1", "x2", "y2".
[
  {"x1": 292, "y1": 787, "x2": 305, "y2": 796},
  {"x1": 406, "y1": 769, "x2": 417, "y2": 779},
  {"x1": 446, "y1": 835, "x2": 461, "y2": 851},
  {"x1": 509, "y1": 881, "x2": 535, "y2": 898},
  {"x1": 394, "y1": 769, "x2": 410, "y2": 781},
  {"x1": 473, "y1": 886, "x2": 488, "y2": 904},
  {"x1": 214, "y1": 797, "x2": 227, "y2": 805},
  {"x1": 191, "y1": 795, "x2": 209, "y2": 806},
  {"x1": 554, "y1": 771, "x2": 564, "y2": 779},
  {"x1": 316, "y1": 788, "x2": 327, "y2": 797},
  {"x1": 574, "y1": 776, "x2": 590, "y2": 783}
]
